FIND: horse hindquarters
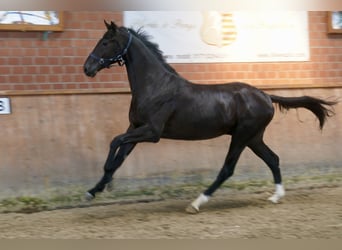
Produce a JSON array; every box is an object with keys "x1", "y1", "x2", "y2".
[{"x1": 187, "y1": 89, "x2": 277, "y2": 212}]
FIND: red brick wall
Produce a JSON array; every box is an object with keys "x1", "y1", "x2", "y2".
[
  {"x1": 0, "y1": 11, "x2": 341, "y2": 93},
  {"x1": 1, "y1": 11, "x2": 342, "y2": 196}
]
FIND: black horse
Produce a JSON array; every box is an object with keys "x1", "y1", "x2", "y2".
[{"x1": 83, "y1": 21, "x2": 336, "y2": 213}]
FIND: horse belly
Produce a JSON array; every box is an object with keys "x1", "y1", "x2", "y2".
[{"x1": 161, "y1": 114, "x2": 233, "y2": 140}]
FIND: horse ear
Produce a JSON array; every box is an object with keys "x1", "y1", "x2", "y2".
[
  {"x1": 104, "y1": 20, "x2": 111, "y2": 30},
  {"x1": 110, "y1": 21, "x2": 118, "y2": 30},
  {"x1": 104, "y1": 20, "x2": 118, "y2": 31}
]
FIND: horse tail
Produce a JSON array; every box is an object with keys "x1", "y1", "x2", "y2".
[{"x1": 269, "y1": 95, "x2": 337, "y2": 130}]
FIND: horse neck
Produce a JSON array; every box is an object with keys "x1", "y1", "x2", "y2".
[{"x1": 124, "y1": 37, "x2": 175, "y2": 96}]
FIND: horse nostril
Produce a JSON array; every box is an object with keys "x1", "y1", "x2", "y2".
[
  {"x1": 83, "y1": 65, "x2": 97, "y2": 77},
  {"x1": 84, "y1": 66, "x2": 92, "y2": 76}
]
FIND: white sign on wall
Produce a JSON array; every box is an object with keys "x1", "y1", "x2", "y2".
[
  {"x1": 124, "y1": 11, "x2": 309, "y2": 63},
  {"x1": 0, "y1": 97, "x2": 11, "y2": 114}
]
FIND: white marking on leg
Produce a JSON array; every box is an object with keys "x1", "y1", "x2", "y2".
[
  {"x1": 268, "y1": 184, "x2": 285, "y2": 203},
  {"x1": 190, "y1": 193, "x2": 210, "y2": 212}
]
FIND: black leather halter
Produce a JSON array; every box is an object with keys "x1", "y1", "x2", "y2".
[{"x1": 90, "y1": 30, "x2": 132, "y2": 67}]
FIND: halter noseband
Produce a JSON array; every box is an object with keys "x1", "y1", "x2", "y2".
[{"x1": 90, "y1": 30, "x2": 132, "y2": 67}]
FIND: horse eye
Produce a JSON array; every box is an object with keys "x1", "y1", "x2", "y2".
[{"x1": 102, "y1": 41, "x2": 108, "y2": 46}]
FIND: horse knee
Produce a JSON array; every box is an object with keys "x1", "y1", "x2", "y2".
[
  {"x1": 151, "y1": 136, "x2": 160, "y2": 143},
  {"x1": 110, "y1": 137, "x2": 122, "y2": 149}
]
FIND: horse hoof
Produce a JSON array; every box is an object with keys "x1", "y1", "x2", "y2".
[
  {"x1": 85, "y1": 192, "x2": 95, "y2": 201},
  {"x1": 268, "y1": 195, "x2": 279, "y2": 204},
  {"x1": 185, "y1": 205, "x2": 199, "y2": 214},
  {"x1": 106, "y1": 180, "x2": 114, "y2": 192}
]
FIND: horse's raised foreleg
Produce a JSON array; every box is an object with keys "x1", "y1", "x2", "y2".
[
  {"x1": 86, "y1": 142, "x2": 136, "y2": 200},
  {"x1": 86, "y1": 123, "x2": 164, "y2": 200}
]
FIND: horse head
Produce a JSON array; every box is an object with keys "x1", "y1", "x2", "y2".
[{"x1": 83, "y1": 20, "x2": 132, "y2": 77}]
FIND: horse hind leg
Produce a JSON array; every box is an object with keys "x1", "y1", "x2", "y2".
[
  {"x1": 248, "y1": 137, "x2": 285, "y2": 203},
  {"x1": 268, "y1": 184, "x2": 285, "y2": 203},
  {"x1": 186, "y1": 134, "x2": 248, "y2": 214},
  {"x1": 186, "y1": 118, "x2": 278, "y2": 213}
]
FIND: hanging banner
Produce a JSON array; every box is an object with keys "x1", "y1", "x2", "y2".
[{"x1": 124, "y1": 11, "x2": 309, "y2": 63}]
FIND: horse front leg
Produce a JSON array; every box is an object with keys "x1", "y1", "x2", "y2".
[
  {"x1": 86, "y1": 123, "x2": 162, "y2": 200},
  {"x1": 85, "y1": 141, "x2": 136, "y2": 200}
]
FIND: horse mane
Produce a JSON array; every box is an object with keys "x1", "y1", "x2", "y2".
[{"x1": 125, "y1": 27, "x2": 180, "y2": 76}]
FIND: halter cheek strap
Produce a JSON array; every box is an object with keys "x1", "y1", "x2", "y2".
[{"x1": 90, "y1": 30, "x2": 132, "y2": 68}]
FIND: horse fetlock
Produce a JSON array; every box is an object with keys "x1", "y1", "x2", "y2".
[
  {"x1": 85, "y1": 192, "x2": 95, "y2": 201},
  {"x1": 185, "y1": 193, "x2": 210, "y2": 214},
  {"x1": 268, "y1": 184, "x2": 285, "y2": 203}
]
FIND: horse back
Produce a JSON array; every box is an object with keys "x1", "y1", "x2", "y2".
[{"x1": 161, "y1": 82, "x2": 274, "y2": 140}]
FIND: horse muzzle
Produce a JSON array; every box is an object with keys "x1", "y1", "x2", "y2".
[{"x1": 83, "y1": 65, "x2": 98, "y2": 77}]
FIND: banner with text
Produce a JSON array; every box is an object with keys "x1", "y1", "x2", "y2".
[{"x1": 124, "y1": 11, "x2": 309, "y2": 63}]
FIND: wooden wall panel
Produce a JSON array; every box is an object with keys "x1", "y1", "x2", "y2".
[{"x1": 0, "y1": 88, "x2": 341, "y2": 197}]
